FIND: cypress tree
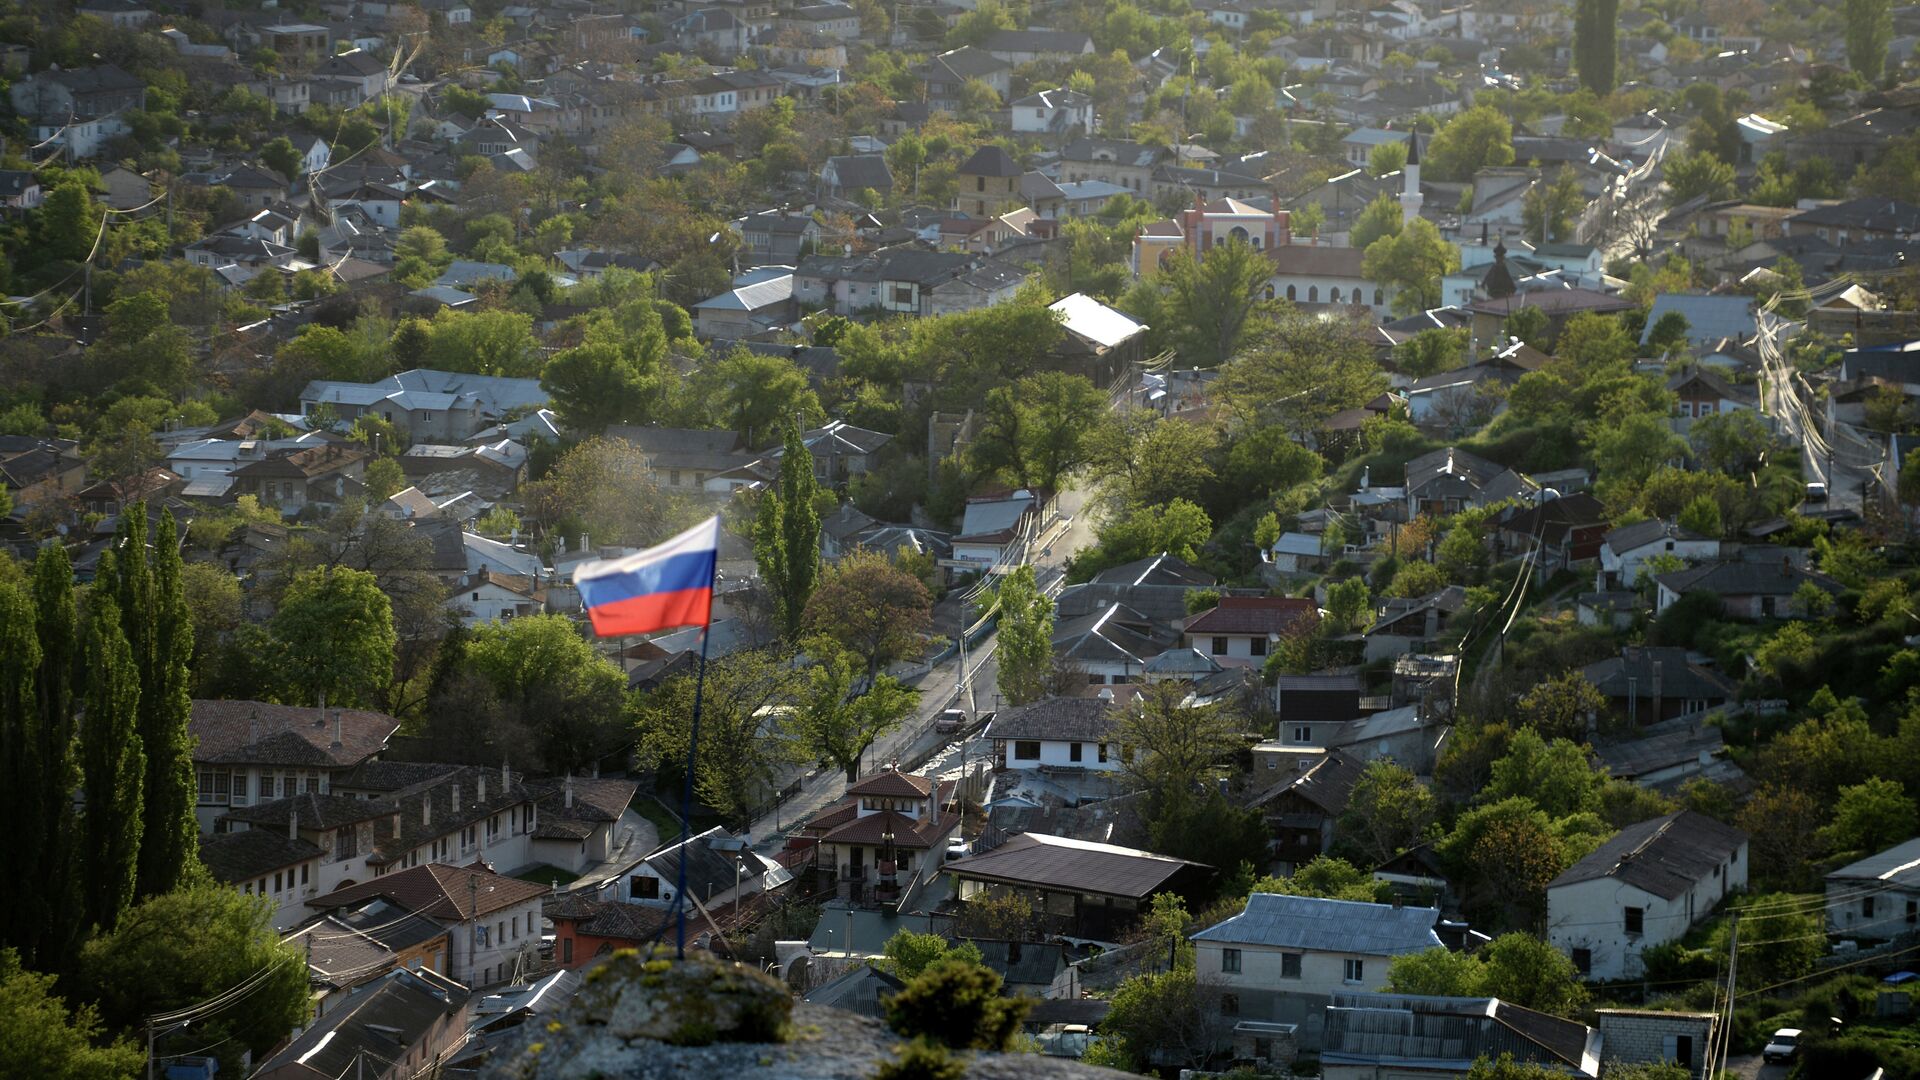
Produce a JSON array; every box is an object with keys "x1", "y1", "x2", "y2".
[
  {"x1": 136, "y1": 509, "x2": 198, "y2": 897},
  {"x1": 1847, "y1": 0, "x2": 1892, "y2": 84},
  {"x1": 28, "y1": 546, "x2": 80, "y2": 968},
  {"x1": 80, "y1": 554, "x2": 145, "y2": 934},
  {"x1": 776, "y1": 425, "x2": 821, "y2": 638},
  {"x1": 1574, "y1": 0, "x2": 1618, "y2": 96},
  {"x1": 0, "y1": 580, "x2": 44, "y2": 959}
]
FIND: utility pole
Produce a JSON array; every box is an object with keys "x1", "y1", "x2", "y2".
[
  {"x1": 1719, "y1": 912, "x2": 1740, "y2": 1077},
  {"x1": 468, "y1": 873, "x2": 479, "y2": 982}
]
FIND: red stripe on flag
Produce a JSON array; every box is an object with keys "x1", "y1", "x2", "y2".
[{"x1": 585, "y1": 586, "x2": 713, "y2": 637}]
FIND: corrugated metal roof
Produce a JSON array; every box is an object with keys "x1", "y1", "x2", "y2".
[{"x1": 1191, "y1": 893, "x2": 1443, "y2": 955}]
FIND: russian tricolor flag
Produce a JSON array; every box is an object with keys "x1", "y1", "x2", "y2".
[{"x1": 573, "y1": 516, "x2": 720, "y2": 637}]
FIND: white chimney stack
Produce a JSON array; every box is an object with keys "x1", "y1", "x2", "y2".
[
  {"x1": 564, "y1": 774, "x2": 574, "y2": 809},
  {"x1": 452, "y1": 783, "x2": 461, "y2": 809},
  {"x1": 289, "y1": 808, "x2": 299, "y2": 840},
  {"x1": 423, "y1": 794, "x2": 431, "y2": 828},
  {"x1": 393, "y1": 812, "x2": 402, "y2": 839},
  {"x1": 478, "y1": 773, "x2": 487, "y2": 802}
]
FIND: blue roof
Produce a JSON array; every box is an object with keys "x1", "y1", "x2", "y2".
[
  {"x1": 1640, "y1": 294, "x2": 1756, "y2": 347},
  {"x1": 1190, "y1": 893, "x2": 1443, "y2": 956}
]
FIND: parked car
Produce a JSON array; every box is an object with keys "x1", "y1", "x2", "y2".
[
  {"x1": 1762, "y1": 1028, "x2": 1801, "y2": 1064},
  {"x1": 945, "y1": 838, "x2": 972, "y2": 861},
  {"x1": 1804, "y1": 482, "x2": 1829, "y2": 503},
  {"x1": 936, "y1": 709, "x2": 967, "y2": 734}
]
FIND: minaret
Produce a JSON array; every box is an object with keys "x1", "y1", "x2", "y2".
[{"x1": 1400, "y1": 133, "x2": 1424, "y2": 226}]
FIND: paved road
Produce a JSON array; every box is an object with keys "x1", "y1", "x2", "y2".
[
  {"x1": 743, "y1": 486, "x2": 1096, "y2": 857},
  {"x1": 1724, "y1": 1054, "x2": 1788, "y2": 1080}
]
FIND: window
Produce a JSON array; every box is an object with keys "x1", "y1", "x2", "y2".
[
  {"x1": 1308, "y1": 286, "x2": 1318, "y2": 302},
  {"x1": 301, "y1": 864, "x2": 309, "y2": 885},
  {"x1": 1625, "y1": 906, "x2": 1645, "y2": 935},
  {"x1": 1069, "y1": 742, "x2": 1083, "y2": 763},
  {"x1": 670, "y1": 469, "x2": 682, "y2": 486},
  {"x1": 1330, "y1": 288, "x2": 1342, "y2": 303},
  {"x1": 1909, "y1": 900, "x2": 1917, "y2": 925},
  {"x1": 976, "y1": 176, "x2": 985, "y2": 191},
  {"x1": 1374, "y1": 289, "x2": 1384, "y2": 305},
  {"x1": 1211, "y1": 636, "x2": 1228, "y2": 655},
  {"x1": 273, "y1": 871, "x2": 283, "y2": 893},
  {"x1": 1087, "y1": 673, "x2": 1105, "y2": 684},
  {"x1": 563, "y1": 937, "x2": 573, "y2": 963},
  {"x1": 630, "y1": 875, "x2": 660, "y2": 900},
  {"x1": 1666, "y1": 1034, "x2": 1693, "y2": 1064},
  {"x1": 1097, "y1": 743, "x2": 1108, "y2": 764},
  {"x1": 1222, "y1": 948, "x2": 1242, "y2": 973},
  {"x1": 1251, "y1": 636, "x2": 1267, "y2": 657},
  {"x1": 1572, "y1": 947, "x2": 1591, "y2": 975},
  {"x1": 1343, "y1": 958, "x2": 1364, "y2": 982},
  {"x1": 1221, "y1": 993, "x2": 1239, "y2": 1015},
  {"x1": 1863, "y1": 896, "x2": 1876, "y2": 918},
  {"x1": 336, "y1": 826, "x2": 357, "y2": 859},
  {"x1": 1014, "y1": 740, "x2": 1041, "y2": 761},
  {"x1": 1293, "y1": 725, "x2": 1312, "y2": 743},
  {"x1": 1281, "y1": 952, "x2": 1302, "y2": 978},
  {"x1": 197, "y1": 767, "x2": 230, "y2": 805},
  {"x1": 1286, "y1": 284, "x2": 1297, "y2": 301},
  {"x1": 1254, "y1": 1036, "x2": 1272, "y2": 1060}
]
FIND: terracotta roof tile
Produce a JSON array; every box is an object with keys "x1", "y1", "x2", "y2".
[{"x1": 307, "y1": 862, "x2": 549, "y2": 920}]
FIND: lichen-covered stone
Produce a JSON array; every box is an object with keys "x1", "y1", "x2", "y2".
[{"x1": 564, "y1": 949, "x2": 792, "y2": 1047}]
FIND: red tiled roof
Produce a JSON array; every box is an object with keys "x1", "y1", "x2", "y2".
[
  {"x1": 1184, "y1": 596, "x2": 1319, "y2": 636},
  {"x1": 816, "y1": 808, "x2": 952, "y2": 849},
  {"x1": 307, "y1": 863, "x2": 548, "y2": 921},
  {"x1": 845, "y1": 769, "x2": 934, "y2": 799}
]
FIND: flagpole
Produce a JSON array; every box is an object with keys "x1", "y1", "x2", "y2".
[{"x1": 675, "y1": 621, "x2": 712, "y2": 959}]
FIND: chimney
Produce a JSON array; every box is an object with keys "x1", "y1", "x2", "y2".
[
  {"x1": 580, "y1": 532, "x2": 590, "y2": 553},
  {"x1": 289, "y1": 806, "x2": 299, "y2": 841},
  {"x1": 423, "y1": 793, "x2": 431, "y2": 828},
  {"x1": 564, "y1": 774, "x2": 574, "y2": 809},
  {"x1": 1650, "y1": 660, "x2": 1664, "y2": 708},
  {"x1": 393, "y1": 812, "x2": 402, "y2": 839},
  {"x1": 452, "y1": 782, "x2": 461, "y2": 809},
  {"x1": 478, "y1": 773, "x2": 487, "y2": 802},
  {"x1": 332, "y1": 710, "x2": 343, "y2": 749},
  {"x1": 1782, "y1": 555, "x2": 1792, "y2": 577},
  {"x1": 502, "y1": 759, "x2": 511, "y2": 789},
  {"x1": 249, "y1": 708, "x2": 258, "y2": 745}
]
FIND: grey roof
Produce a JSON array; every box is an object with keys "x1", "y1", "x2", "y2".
[
  {"x1": 956, "y1": 495, "x2": 1032, "y2": 541},
  {"x1": 982, "y1": 28, "x2": 1093, "y2": 53},
  {"x1": 255, "y1": 968, "x2": 470, "y2": 1078},
  {"x1": 199, "y1": 828, "x2": 325, "y2": 882},
  {"x1": 823, "y1": 154, "x2": 893, "y2": 192},
  {"x1": 1789, "y1": 197, "x2": 1920, "y2": 233},
  {"x1": 1603, "y1": 519, "x2": 1707, "y2": 553},
  {"x1": 1548, "y1": 810, "x2": 1748, "y2": 900},
  {"x1": 945, "y1": 832, "x2": 1205, "y2": 898},
  {"x1": 1191, "y1": 893, "x2": 1443, "y2": 956},
  {"x1": 958, "y1": 145, "x2": 1022, "y2": 178},
  {"x1": 1322, "y1": 994, "x2": 1598, "y2": 1075},
  {"x1": 1593, "y1": 716, "x2": 1727, "y2": 779},
  {"x1": 1060, "y1": 137, "x2": 1163, "y2": 168},
  {"x1": 1405, "y1": 446, "x2": 1505, "y2": 494},
  {"x1": 641, "y1": 825, "x2": 750, "y2": 898},
  {"x1": 1145, "y1": 647, "x2": 1223, "y2": 675},
  {"x1": 961, "y1": 938, "x2": 1067, "y2": 988},
  {"x1": 987, "y1": 697, "x2": 1116, "y2": 743},
  {"x1": 1578, "y1": 646, "x2": 1736, "y2": 702},
  {"x1": 1827, "y1": 837, "x2": 1920, "y2": 886},
  {"x1": 1655, "y1": 559, "x2": 1843, "y2": 599},
  {"x1": 1052, "y1": 605, "x2": 1168, "y2": 668},
  {"x1": 1640, "y1": 293, "x2": 1757, "y2": 345}
]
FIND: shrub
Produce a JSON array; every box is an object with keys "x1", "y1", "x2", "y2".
[
  {"x1": 885, "y1": 958, "x2": 1029, "y2": 1050},
  {"x1": 873, "y1": 1039, "x2": 965, "y2": 1080}
]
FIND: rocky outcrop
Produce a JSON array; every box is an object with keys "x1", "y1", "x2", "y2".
[{"x1": 484, "y1": 950, "x2": 1127, "y2": 1080}]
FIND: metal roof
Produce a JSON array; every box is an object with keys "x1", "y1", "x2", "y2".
[
  {"x1": 1828, "y1": 837, "x2": 1920, "y2": 886},
  {"x1": 945, "y1": 832, "x2": 1205, "y2": 898},
  {"x1": 1191, "y1": 893, "x2": 1443, "y2": 956}
]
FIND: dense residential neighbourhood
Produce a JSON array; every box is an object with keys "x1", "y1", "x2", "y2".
[{"x1": 10, "y1": 0, "x2": 1920, "y2": 1078}]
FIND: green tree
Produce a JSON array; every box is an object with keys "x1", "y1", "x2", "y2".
[
  {"x1": 792, "y1": 645, "x2": 918, "y2": 783},
  {"x1": 421, "y1": 308, "x2": 539, "y2": 377},
  {"x1": 1385, "y1": 946, "x2": 1489, "y2": 996},
  {"x1": 1362, "y1": 217, "x2": 1460, "y2": 315},
  {"x1": 1219, "y1": 311, "x2": 1386, "y2": 436},
  {"x1": 968, "y1": 372, "x2": 1107, "y2": 491},
  {"x1": 1818, "y1": 777, "x2": 1918, "y2": 855},
  {"x1": 1444, "y1": 797, "x2": 1567, "y2": 926},
  {"x1": 1846, "y1": 0, "x2": 1893, "y2": 83},
  {"x1": 1477, "y1": 932, "x2": 1589, "y2": 1016},
  {"x1": 1425, "y1": 106, "x2": 1516, "y2": 182},
  {"x1": 1573, "y1": 0, "x2": 1618, "y2": 95},
  {"x1": 129, "y1": 509, "x2": 197, "y2": 900},
  {"x1": 14, "y1": 547, "x2": 81, "y2": 967},
  {"x1": 753, "y1": 426, "x2": 824, "y2": 639},
  {"x1": 632, "y1": 648, "x2": 800, "y2": 826},
  {"x1": 465, "y1": 614, "x2": 628, "y2": 772},
  {"x1": 801, "y1": 549, "x2": 933, "y2": 678},
  {"x1": 1514, "y1": 671, "x2": 1605, "y2": 741},
  {"x1": 698, "y1": 349, "x2": 825, "y2": 449},
  {"x1": 269, "y1": 566, "x2": 396, "y2": 707},
  {"x1": 1394, "y1": 327, "x2": 1467, "y2": 378},
  {"x1": 1522, "y1": 167, "x2": 1585, "y2": 244},
  {"x1": 1070, "y1": 499, "x2": 1214, "y2": 580},
  {"x1": 1118, "y1": 680, "x2": 1245, "y2": 802},
  {"x1": 1677, "y1": 494, "x2": 1723, "y2": 539},
  {"x1": 1325, "y1": 576, "x2": 1373, "y2": 633},
  {"x1": 262, "y1": 135, "x2": 302, "y2": 180},
  {"x1": 34, "y1": 180, "x2": 100, "y2": 264},
  {"x1": 78, "y1": 882, "x2": 310, "y2": 1078},
  {"x1": 0, "y1": 949, "x2": 144, "y2": 1079},
  {"x1": 1349, "y1": 192, "x2": 1404, "y2": 251},
  {"x1": 1369, "y1": 139, "x2": 1409, "y2": 177},
  {"x1": 1484, "y1": 728, "x2": 1601, "y2": 818},
  {"x1": 994, "y1": 566, "x2": 1053, "y2": 707},
  {"x1": 880, "y1": 930, "x2": 984, "y2": 980},
  {"x1": 541, "y1": 340, "x2": 666, "y2": 434},
  {"x1": 1158, "y1": 239, "x2": 1279, "y2": 367},
  {"x1": 1096, "y1": 967, "x2": 1232, "y2": 1071},
  {"x1": 885, "y1": 958, "x2": 1029, "y2": 1050},
  {"x1": 1338, "y1": 759, "x2": 1436, "y2": 866},
  {"x1": 364, "y1": 457, "x2": 405, "y2": 502},
  {"x1": 1663, "y1": 151, "x2": 1736, "y2": 206},
  {"x1": 78, "y1": 566, "x2": 143, "y2": 935},
  {"x1": 1591, "y1": 413, "x2": 1687, "y2": 496},
  {"x1": 1466, "y1": 1054, "x2": 1570, "y2": 1080},
  {"x1": 1690, "y1": 409, "x2": 1775, "y2": 475}
]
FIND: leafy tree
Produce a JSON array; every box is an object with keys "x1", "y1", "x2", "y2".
[
  {"x1": 632, "y1": 648, "x2": 800, "y2": 826},
  {"x1": 1149, "y1": 788, "x2": 1271, "y2": 884},
  {"x1": 1484, "y1": 728, "x2": 1601, "y2": 818},
  {"x1": 1085, "y1": 412, "x2": 1221, "y2": 508},
  {"x1": 968, "y1": 372, "x2": 1107, "y2": 491},
  {"x1": 1349, "y1": 192, "x2": 1404, "y2": 251},
  {"x1": 880, "y1": 930, "x2": 983, "y2": 980},
  {"x1": 1846, "y1": 0, "x2": 1892, "y2": 83},
  {"x1": 1394, "y1": 327, "x2": 1468, "y2": 378},
  {"x1": 1753, "y1": 622, "x2": 1818, "y2": 684},
  {"x1": 1818, "y1": 777, "x2": 1917, "y2": 855},
  {"x1": 1573, "y1": 0, "x2": 1618, "y2": 94},
  {"x1": 1252, "y1": 855, "x2": 1389, "y2": 902},
  {"x1": 1478, "y1": 932, "x2": 1588, "y2": 1015},
  {"x1": 1070, "y1": 499, "x2": 1214, "y2": 581},
  {"x1": 421, "y1": 308, "x2": 539, "y2": 377},
  {"x1": 1362, "y1": 217, "x2": 1459, "y2": 315},
  {"x1": 78, "y1": 881, "x2": 310, "y2": 1078},
  {"x1": 994, "y1": 566, "x2": 1053, "y2": 707},
  {"x1": 886, "y1": 958, "x2": 1028, "y2": 1051},
  {"x1": 1444, "y1": 797, "x2": 1567, "y2": 926},
  {"x1": 34, "y1": 180, "x2": 100, "y2": 265},
  {"x1": 1514, "y1": 672, "x2": 1605, "y2": 741},
  {"x1": 1219, "y1": 311, "x2": 1385, "y2": 436},
  {"x1": 1338, "y1": 759, "x2": 1436, "y2": 866},
  {"x1": 78, "y1": 566, "x2": 142, "y2": 936},
  {"x1": 0, "y1": 949, "x2": 144, "y2": 1079},
  {"x1": 1096, "y1": 968, "x2": 1234, "y2": 1072},
  {"x1": 393, "y1": 225, "x2": 452, "y2": 285},
  {"x1": 1224, "y1": 425, "x2": 1324, "y2": 496},
  {"x1": 801, "y1": 550, "x2": 933, "y2": 679},
  {"x1": 754, "y1": 426, "x2": 824, "y2": 640},
  {"x1": 1369, "y1": 139, "x2": 1409, "y2": 177},
  {"x1": 1117, "y1": 680, "x2": 1245, "y2": 801},
  {"x1": 261, "y1": 135, "x2": 302, "y2": 180},
  {"x1": 1591, "y1": 413, "x2": 1686, "y2": 496},
  {"x1": 7, "y1": 548, "x2": 82, "y2": 967},
  {"x1": 1727, "y1": 893, "x2": 1823, "y2": 986},
  {"x1": 541, "y1": 338, "x2": 667, "y2": 434},
  {"x1": 1677, "y1": 494, "x2": 1723, "y2": 539},
  {"x1": 1504, "y1": 306, "x2": 1551, "y2": 348},
  {"x1": 363, "y1": 457, "x2": 405, "y2": 503},
  {"x1": 1157, "y1": 240, "x2": 1278, "y2": 367},
  {"x1": 1466, "y1": 1054, "x2": 1571, "y2": 1079},
  {"x1": 792, "y1": 645, "x2": 917, "y2": 783},
  {"x1": 1690, "y1": 409, "x2": 1774, "y2": 475},
  {"x1": 524, "y1": 438, "x2": 693, "y2": 549},
  {"x1": 119, "y1": 509, "x2": 197, "y2": 901},
  {"x1": 697, "y1": 349, "x2": 825, "y2": 449},
  {"x1": 465, "y1": 615, "x2": 628, "y2": 772},
  {"x1": 1386, "y1": 946, "x2": 1488, "y2": 996},
  {"x1": 269, "y1": 566, "x2": 396, "y2": 708},
  {"x1": 1663, "y1": 151, "x2": 1736, "y2": 205},
  {"x1": 1597, "y1": 778, "x2": 1679, "y2": 829},
  {"x1": 1522, "y1": 167, "x2": 1585, "y2": 245},
  {"x1": 1325, "y1": 576, "x2": 1372, "y2": 634},
  {"x1": 1425, "y1": 106, "x2": 1516, "y2": 182}
]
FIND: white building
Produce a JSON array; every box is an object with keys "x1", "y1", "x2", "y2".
[
  {"x1": 1825, "y1": 837, "x2": 1920, "y2": 941},
  {"x1": 1547, "y1": 811, "x2": 1748, "y2": 981},
  {"x1": 307, "y1": 863, "x2": 547, "y2": 989},
  {"x1": 1594, "y1": 520, "x2": 1721, "y2": 591},
  {"x1": 1184, "y1": 596, "x2": 1320, "y2": 669},
  {"x1": 1190, "y1": 893, "x2": 1445, "y2": 1048},
  {"x1": 985, "y1": 696, "x2": 1121, "y2": 771},
  {"x1": 1010, "y1": 87, "x2": 1094, "y2": 137},
  {"x1": 602, "y1": 825, "x2": 786, "y2": 911}
]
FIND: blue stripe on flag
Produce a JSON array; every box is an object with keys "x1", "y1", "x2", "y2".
[{"x1": 577, "y1": 550, "x2": 717, "y2": 609}]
